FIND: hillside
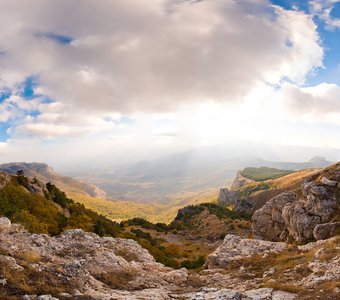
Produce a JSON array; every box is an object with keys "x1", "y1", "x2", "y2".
[
  {"x1": 1, "y1": 158, "x2": 332, "y2": 223},
  {"x1": 0, "y1": 162, "x2": 339, "y2": 299},
  {"x1": 0, "y1": 162, "x2": 218, "y2": 223},
  {"x1": 0, "y1": 162, "x2": 106, "y2": 198},
  {"x1": 218, "y1": 168, "x2": 321, "y2": 214},
  {"x1": 68, "y1": 188, "x2": 218, "y2": 224},
  {"x1": 0, "y1": 171, "x2": 244, "y2": 269}
]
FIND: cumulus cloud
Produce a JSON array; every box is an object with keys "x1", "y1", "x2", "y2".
[
  {"x1": 0, "y1": 95, "x2": 42, "y2": 123},
  {"x1": 10, "y1": 109, "x2": 118, "y2": 140},
  {"x1": 310, "y1": 0, "x2": 340, "y2": 29},
  {"x1": 0, "y1": 0, "x2": 323, "y2": 116},
  {"x1": 283, "y1": 82, "x2": 340, "y2": 116}
]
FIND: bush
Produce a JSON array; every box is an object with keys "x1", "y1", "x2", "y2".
[
  {"x1": 16, "y1": 170, "x2": 30, "y2": 190},
  {"x1": 180, "y1": 256, "x2": 206, "y2": 269},
  {"x1": 123, "y1": 218, "x2": 169, "y2": 232}
]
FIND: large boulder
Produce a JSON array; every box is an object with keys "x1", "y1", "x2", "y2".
[
  {"x1": 205, "y1": 234, "x2": 287, "y2": 268},
  {"x1": 0, "y1": 217, "x2": 11, "y2": 230},
  {"x1": 252, "y1": 192, "x2": 297, "y2": 241},
  {"x1": 313, "y1": 222, "x2": 340, "y2": 240},
  {"x1": 252, "y1": 163, "x2": 340, "y2": 243}
]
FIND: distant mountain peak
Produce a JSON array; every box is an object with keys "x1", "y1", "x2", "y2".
[
  {"x1": 308, "y1": 156, "x2": 327, "y2": 163},
  {"x1": 307, "y1": 156, "x2": 332, "y2": 167}
]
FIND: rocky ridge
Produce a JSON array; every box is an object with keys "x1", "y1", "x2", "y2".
[{"x1": 253, "y1": 162, "x2": 340, "y2": 243}]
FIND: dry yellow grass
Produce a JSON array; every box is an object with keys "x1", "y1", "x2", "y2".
[{"x1": 69, "y1": 189, "x2": 219, "y2": 223}]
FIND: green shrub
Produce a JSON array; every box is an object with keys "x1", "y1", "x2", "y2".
[{"x1": 180, "y1": 256, "x2": 205, "y2": 269}]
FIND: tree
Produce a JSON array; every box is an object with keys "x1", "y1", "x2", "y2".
[{"x1": 16, "y1": 170, "x2": 30, "y2": 189}]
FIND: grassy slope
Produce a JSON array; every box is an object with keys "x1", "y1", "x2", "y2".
[
  {"x1": 123, "y1": 203, "x2": 252, "y2": 268},
  {"x1": 0, "y1": 175, "x2": 250, "y2": 270},
  {"x1": 240, "y1": 167, "x2": 294, "y2": 182},
  {"x1": 69, "y1": 189, "x2": 219, "y2": 223}
]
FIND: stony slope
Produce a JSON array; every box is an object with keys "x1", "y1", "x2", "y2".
[{"x1": 0, "y1": 218, "x2": 338, "y2": 299}]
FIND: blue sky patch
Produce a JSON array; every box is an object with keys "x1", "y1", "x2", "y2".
[
  {"x1": 330, "y1": 2, "x2": 340, "y2": 19},
  {"x1": 0, "y1": 123, "x2": 10, "y2": 142},
  {"x1": 20, "y1": 76, "x2": 39, "y2": 99},
  {"x1": 43, "y1": 32, "x2": 73, "y2": 45},
  {"x1": 0, "y1": 89, "x2": 11, "y2": 103},
  {"x1": 271, "y1": 0, "x2": 309, "y2": 13}
]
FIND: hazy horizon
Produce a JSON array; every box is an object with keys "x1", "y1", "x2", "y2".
[{"x1": 1, "y1": 0, "x2": 340, "y2": 170}]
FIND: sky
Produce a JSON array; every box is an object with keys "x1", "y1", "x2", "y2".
[{"x1": 0, "y1": 0, "x2": 340, "y2": 169}]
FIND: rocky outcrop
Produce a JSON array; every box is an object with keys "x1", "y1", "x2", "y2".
[
  {"x1": 0, "y1": 218, "x2": 189, "y2": 299},
  {"x1": 252, "y1": 163, "x2": 340, "y2": 243},
  {"x1": 217, "y1": 188, "x2": 238, "y2": 207},
  {"x1": 252, "y1": 192, "x2": 297, "y2": 241},
  {"x1": 0, "y1": 217, "x2": 11, "y2": 230},
  {"x1": 181, "y1": 288, "x2": 296, "y2": 300},
  {"x1": 0, "y1": 172, "x2": 11, "y2": 189},
  {"x1": 206, "y1": 234, "x2": 287, "y2": 269},
  {"x1": 1, "y1": 219, "x2": 339, "y2": 299},
  {"x1": 313, "y1": 222, "x2": 340, "y2": 240},
  {"x1": 203, "y1": 234, "x2": 339, "y2": 299},
  {"x1": 231, "y1": 171, "x2": 254, "y2": 190}
]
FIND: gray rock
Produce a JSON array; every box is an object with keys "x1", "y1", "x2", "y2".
[
  {"x1": 244, "y1": 288, "x2": 273, "y2": 299},
  {"x1": 205, "y1": 235, "x2": 286, "y2": 268},
  {"x1": 320, "y1": 177, "x2": 338, "y2": 187},
  {"x1": 0, "y1": 217, "x2": 11, "y2": 230},
  {"x1": 252, "y1": 163, "x2": 340, "y2": 243},
  {"x1": 217, "y1": 188, "x2": 238, "y2": 207},
  {"x1": 37, "y1": 296, "x2": 59, "y2": 300},
  {"x1": 313, "y1": 222, "x2": 340, "y2": 240},
  {"x1": 231, "y1": 171, "x2": 254, "y2": 190},
  {"x1": 183, "y1": 288, "x2": 241, "y2": 300},
  {"x1": 272, "y1": 290, "x2": 296, "y2": 300},
  {"x1": 0, "y1": 172, "x2": 11, "y2": 189},
  {"x1": 252, "y1": 193, "x2": 296, "y2": 241}
]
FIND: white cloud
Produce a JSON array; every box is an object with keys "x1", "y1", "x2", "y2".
[
  {"x1": 1, "y1": 0, "x2": 339, "y2": 166},
  {"x1": 283, "y1": 82, "x2": 340, "y2": 118},
  {"x1": 310, "y1": 0, "x2": 340, "y2": 29},
  {"x1": 0, "y1": 95, "x2": 42, "y2": 123},
  {"x1": 0, "y1": 0, "x2": 323, "y2": 115}
]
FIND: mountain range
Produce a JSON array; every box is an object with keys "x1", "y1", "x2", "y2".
[
  {"x1": 0, "y1": 153, "x2": 334, "y2": 223},
  {"x1": 66, "y1": 148, "x2": 334, "y2": 204}
]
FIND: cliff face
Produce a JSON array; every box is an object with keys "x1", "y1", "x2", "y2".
[
  {"x1": 252, "y1": 163, "x2": 340, "y2": 243},
  {"x1": 217, "y1": 188, "x2": 238, "y2": 207},
  {"x1": 218, "y1": 168, "x2": 321, "y2": 215}
]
